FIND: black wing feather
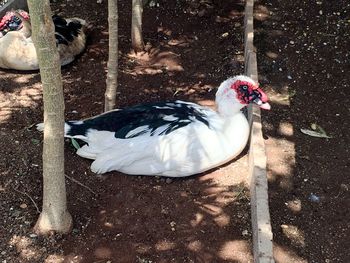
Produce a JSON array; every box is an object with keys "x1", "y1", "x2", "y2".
[
  {"x1": 67, "y1": 101, "x2": 210, "y2": 139},
  {"x1": 52, "y1": 15, "x2": 82, "y2": 45}
]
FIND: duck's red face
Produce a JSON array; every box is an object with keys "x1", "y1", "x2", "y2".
[
  {"x1": 231, "y1": 80, "x2": 271, "y2": 110},
  {"x1": 0, "y1": 10, "x2": 30, "y2": 34}
]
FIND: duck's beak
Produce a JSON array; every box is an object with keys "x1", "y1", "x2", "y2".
[
  {"x1": 253, "y1": 98, "x2": 271, "y2": 110},
  {"x1": 251, "y1": 88, "x2": 271, "y2": 110}
]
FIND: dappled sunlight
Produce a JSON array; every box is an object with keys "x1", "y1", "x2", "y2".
[
  {"x1": 200, "y1": 203, "x2": 223, "y2": 216},
  {"x1": 273, "y1": 244, "x2": 308, "y2": 263},
  {"x1": 13, "y1": 75, "x2": 35, "y2": 84},
  {"x1": 264, "y1": 84, "x2": 291, "y2": 106},
  {"x1": 155, "y1": 239, "x2": 177, "y2": 251},
  {"x1": 254, "y1": 5, "x2": 270, "y2": 21},
  {"x1": 190, "y1": 213, "x2": 204, "y2": 227},
  {"x1": 281, "y1": 224, "x2": 305, "y2": 248},
  {"x1": 278, "y1": 122, "x2": 293, "y2": 137},
  {"x1": 254, "y1": 1, "x2": 349, "y2": 261},
  {"x1": 44, "y1": 253, "x2": 70, "y2": 262},
  {"x1": 187, "y1": 240, "x2": 202, "y2": 252},
  {"x1": 213, "y1": 213, "x2": 231, "y2": 227},
  {"x1": 265, "y1": 119, "x2": 295, "y2": 190},
  {"x1": 285, "y1": 198, "x2": 302, "y2": 213},
  {"x1": 8, "y1": 235, "x2": 41, "y2": 261},
  {"x1": 125, "y1": 48, "x2": 184, "y2": 76},
  {"x1": 1, "y1": 0, "x2": 256, "y2": 261},
  {"x1": 94, "y1": 246, "x2": 113, "y2": 259},
  {"x1": 260, "y1": 88, "x2": 296, "y2": 190},
  {"x1": 0, "y1": 83, "x2": 42, "y2": 123},
  {"x1": 59, "y1": 173, "x2": 253, "y2": 262},
  {"x1": 218, "y1": 240, "x2": 253, "y2": 262},
  {"x1": 133, "y1": 243, "x2": 153, "y2": 254}
]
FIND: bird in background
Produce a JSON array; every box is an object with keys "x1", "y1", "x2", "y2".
[
  {"x1": 37, "y1": 75, "x2": 271, "y2": 178},
  {"x1": 0, "y1": 9, "x2": 87, "y2": 70}
]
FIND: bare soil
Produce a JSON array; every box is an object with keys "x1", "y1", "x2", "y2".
[
  {"x1": 1, "y1": 0, "x2": 349, "y2": 262},
  {"x1": 1, "y1": 0, "x2": 255, "y2": 262},
  {"x1": 254, "y1": 0, "x2": 350, "y2": 262}
]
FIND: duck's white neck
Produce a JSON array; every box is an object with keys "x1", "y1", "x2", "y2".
[{"x1": 215, "y1": 78, "x2": 245, "y2": 117}]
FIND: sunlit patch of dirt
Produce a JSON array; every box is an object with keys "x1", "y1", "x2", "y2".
[{"x1": 127, "y1": 49, "x2": 184, "y2": 75}]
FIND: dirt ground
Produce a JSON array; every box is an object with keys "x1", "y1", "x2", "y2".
[
  {"x1": 1, "y1": 0, "x2": 349, "y2": 262},
  {"x1": 254, "y1": 0, "x2": 350, "y2": 262},
  {"x1": 1, "y1": 0, "x2": 256, "y2": 262}
]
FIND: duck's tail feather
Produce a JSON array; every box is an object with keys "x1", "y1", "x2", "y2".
[
  {"x1": 36, "y1": 122, "x2": 83, "y2": 138},
  {"x1": 76, "y1": 144, "x2": 98, "y2": 159},
  {"x1": 53, "y1": 15, "x2": 87, "y2": 45}
]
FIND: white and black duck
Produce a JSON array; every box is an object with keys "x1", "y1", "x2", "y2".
[
  {"x1": 37, "y1": 75, "x2": 271, "y2": 177},
  {"x1": 0, "y1": 10, "x2": 87, "y2": 70}
]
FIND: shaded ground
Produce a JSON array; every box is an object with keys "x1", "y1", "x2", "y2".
[
  {"x1": 254, "y1": 0, "x2": 350, "y2": 262},
  {"x1": 2, "y1": 0, "x2": 349, "y2": 262},
  {"x1": 1, "y1": 0, "x2": 254, "y2": 262}
]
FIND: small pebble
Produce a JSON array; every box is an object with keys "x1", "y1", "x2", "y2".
[
  {"x1": 309, "y1": 193, "x2": 320, "y2": 203},
  {"x1": 242, "y1": 230, "x2": 249, "y2": 236},
  {"x1": 340, "y1": 184, "x2": 348, "y2": 191},
  {"x1": 166, "y1": 178, "x2": 173, "y2": 184}
]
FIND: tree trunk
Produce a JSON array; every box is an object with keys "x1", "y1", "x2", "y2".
[
  {"x1": 104, "y1": 0, "x2": 119, "y2": 112},
  {"x1": 27, "y1": 0, "x2": 72, "y2": 234},
  {"x1": 131, "y1": 0, "x2": 144, "y2": 52}
]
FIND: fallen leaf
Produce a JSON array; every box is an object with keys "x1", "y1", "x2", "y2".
[
  {"x1": 71, "y1": 138, "x2": 81, "y2": 150},
  {"x1": 300, "y1": 128, "x2": 332, "y2": 138}
]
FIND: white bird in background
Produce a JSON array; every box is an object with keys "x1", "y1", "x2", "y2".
[
  {"x1": 37, "y1": 75, "x2": 270, "y2": 177},
  {"x1": 0, "y1": 10, "x2": 87, "y2": 70}
]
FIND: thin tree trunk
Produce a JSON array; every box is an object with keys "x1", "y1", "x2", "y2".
[
  {"x1": 131, "y1": 0, "x2": 144, "y2": 52},
  {"x1": 104, "y1": 0, "x2": 119, "y2": 112},
  {"x1": 27, "y1": 0, "x2": 72, "y2": 234}
]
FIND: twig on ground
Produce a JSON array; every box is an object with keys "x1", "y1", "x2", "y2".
[
  {"x1": 65, "y1": 174, "x2": 97, "y2": 196},
  {"x1": 235, "y1": 186, "x2": 249, "y2": 201},
  {"x1": 13, "y1": 187, "x2": 41, "y2": 214}
]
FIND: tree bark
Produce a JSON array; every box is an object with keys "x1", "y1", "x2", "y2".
[
  {"x1": 104, "y1": 0, "x2": 119, "y2": 112},
  {"x1": 27, "y1": 0, "x2": 72, "y2": 234},
  {"x1": 131, "y1": 0, "x2": 144, "y2": 52}
]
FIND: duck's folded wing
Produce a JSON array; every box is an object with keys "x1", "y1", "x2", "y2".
[{"x1": 72, "y1": 101, "x2": 212, "y2": 139}]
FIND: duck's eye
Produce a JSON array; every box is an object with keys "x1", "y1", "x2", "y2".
[{"x1": 240, "y1": 85, "x2": 248, "y2": 90}]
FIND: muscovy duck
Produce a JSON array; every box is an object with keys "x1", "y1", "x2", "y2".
[
  {"x1": 0, "y1": 10, "x2": 87, "y2": 70},
  {"x1": 37, "y1": 75, "x2": 270, "y2": 177}
]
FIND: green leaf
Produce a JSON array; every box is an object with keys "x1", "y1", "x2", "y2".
[
  {"x1": 71, "y1": 138, "x2": 81, "y2": 150},
  {"x1": 300, "y1": 128, "x2": 332, "y2": 138},
  {"x1": 31, "y1": 139, "x2": 40, "y2": 145}
]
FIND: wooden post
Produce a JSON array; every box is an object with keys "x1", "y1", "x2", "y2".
[{"x1": 244, "y1": 0, "x2": 274, "y2": 262}]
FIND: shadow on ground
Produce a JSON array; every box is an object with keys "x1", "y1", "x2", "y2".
[{"x1": 0, "y1": 0, "x2": 261, "y2": 262}]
